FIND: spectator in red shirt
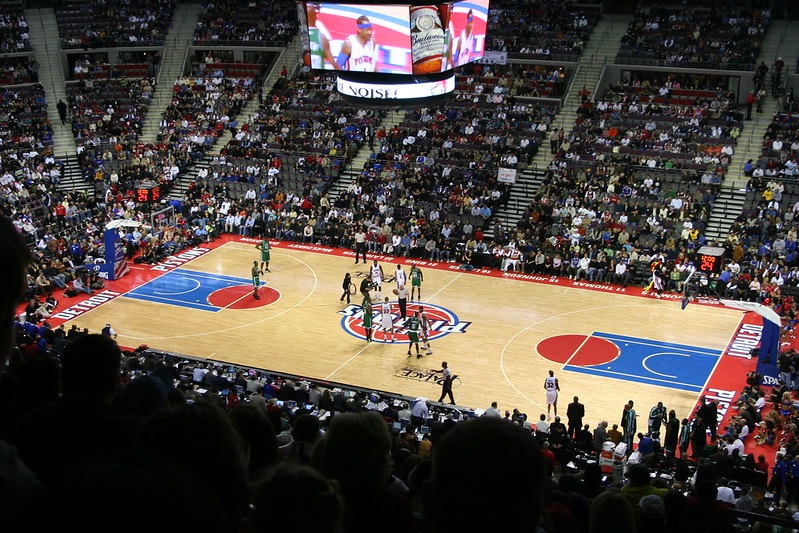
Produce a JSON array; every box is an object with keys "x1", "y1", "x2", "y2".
[
  {"x1": 54, "y1": 203, "x2": 67, "y2": 229},
  {"x1": 541, "y1": 440, "x2": 556, "y2": 477}
]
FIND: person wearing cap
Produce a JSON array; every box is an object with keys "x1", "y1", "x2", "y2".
[
  {"x1": 638, "y1": 494, "x2": 666, "y2": 531},
  {"x1": 337, "y1": 15, "x2": 377, "y2": 72}
]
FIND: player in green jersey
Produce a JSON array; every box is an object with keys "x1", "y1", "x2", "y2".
[
  {"x1": 257, "y1": 238, "x2": 271, "y2": 273},
  {"x1": 410, "y1": 265, "x2": 423, "y2": 300},
  {"x1": 252, "y1": 261, "x2": 261, "y2": 300},
  {"x1": 362, "y1": 299, "x2": 373, "y2": 342},
  {"x1": 307, "y1": 3, "x2": 340, "y2": 69},
  {"x1": 406, "y1": 310, "x2": 422, "y2": 357}
]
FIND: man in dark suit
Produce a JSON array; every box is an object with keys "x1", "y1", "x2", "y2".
[
  {"x1": 697, "y1": 397, "x2": 719, "y2": 442},
  {"x1": 567, "y1": 395, "x2": 585, "y2": 439}
]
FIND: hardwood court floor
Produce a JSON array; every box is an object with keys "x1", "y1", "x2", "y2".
[{"x1": 67, "y1": 239, "x2": 746, "y2": 426}]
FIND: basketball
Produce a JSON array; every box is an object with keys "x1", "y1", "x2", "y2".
[{"x1": 393, "y1": 288, "x2": 399, "y2": 295}]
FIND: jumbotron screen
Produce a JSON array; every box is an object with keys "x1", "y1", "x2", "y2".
[{"x1": 301, "y1": 1, "x2": 489, "y2": 75}]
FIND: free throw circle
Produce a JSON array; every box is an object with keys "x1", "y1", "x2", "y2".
[
  {"x1": 536, "y1": 334, "x2": 620, "y2": 366},
  {"x1": 208, "y1": 285, "x2": 280, "y2": 309}
]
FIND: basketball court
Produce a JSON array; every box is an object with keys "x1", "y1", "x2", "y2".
[{"x1": 52, "y1": 236, "x2": 753, "y2": 427}]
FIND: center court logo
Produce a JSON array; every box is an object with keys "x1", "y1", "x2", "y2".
[
  {"x1": 394, "y1": 365, "x2": 460, "y2": 386},
  {"x1": 340, "y1": 302, "x2": 470, "y2": 343}
]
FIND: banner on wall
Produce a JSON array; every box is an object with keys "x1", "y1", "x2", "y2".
[{"x1": 476, "y1": 50, "x2": 507, "y2": 65}]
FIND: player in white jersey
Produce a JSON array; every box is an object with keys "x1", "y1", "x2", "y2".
[
  {"x1": 370, "y1": 259, "x2": 384, "y2": 297},
  {"x1": 419, "y1": 305, "x2": 433, "y2": 355},
  {"x1": 680, "y1": 263, "x2": 698, "y2": 310},
  {"x1": 380, "y1": 296, "x2": 395, "y2": 342},
  {"x1": 394, "y1": 263, "x2": 407, "y2": 291},
  {"x1": 454, "y1": 10, "x2": 475, "y2": 67},
  {"x1": 544, "y1": 369, "x2": 559, "y2": 419},
  {"x1": 337, "y1": 15, "x2": 378, "y2": 72}
]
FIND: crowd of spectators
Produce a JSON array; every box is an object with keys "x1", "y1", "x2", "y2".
[
  {"x1": 5, "y1": 3, "x2": 799, "y2": 530},
  {"x1": 158, "y1": 72, "x2": 255, "y2": 150},
  {"x1": 760, "y1": 111, "x2": 799, "y2": 178},
  {"x1": 172, "y1": 68, "x2": 379, "y2": 247},
  {"x1": 65, "y1": 56, "x2": 162, "y2": 161},
  {"x1": 569, "y1": 79, "x2": 742, "y2": 174},
  {"x1": 293, "y1": 64, "x2": 562, "y2": 256},
  {"x1": 55, "y1": 0, "x2": 176, "y2": 49},
  {"x1": 0, "y1": 80, "x2": 149, "y2": 327},
  {"x1": 77, "y1": 56, "x2": 268, "y2": 202},
  {"x1": 171, "y1": 67, "x2": 751, "y2": 300},
  {"x1": 485, "y1": 0, "x2": 599, "y2": 59},
  {"x1": 217, "y1": 69, "x2": 378, "y2": 183},
  {"x1": 64, "y1": 59, "x2": 164, "y2": 205},
  {"x1": 193, "y1": 0, "x2": 298, "y2": 46},
  {"x1": 0, "y1": 82, "x2": 58, "y2": 241},
  {"x1": 70, "y1": 55, "x2": 158, "y2": 81},
  {"x1": 151, "y1": 61, "x2": 557, "y2": 272},
  {"x1": 0, "y1": 56, "x2": 38, "y2": 85},
  {"x1": 0, "y1": 7, "x2": 31, "y2": 53},
  {"x1": 454, "y1": 63, "x2": 570, "y2": 100},
  {"x1": 617, "y1": 2, "x2": 772, "y2": 70},
  {"x1": 71, "y1": 56, "x2": 113, "y2": 80},
  {"x1": 506, "y1": 160, "x2": 713, "y2": 284},
  {"x1": 67, "y1": 77, "x2": 153, "y2": 150}
]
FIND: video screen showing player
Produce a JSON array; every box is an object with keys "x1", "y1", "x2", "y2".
[
  {"x1": 304, "y1": 3, "x2": 413, "y2": 74},
  {"x1": 339, "y1": 15, "x2": 378, "y2": 72},
  {"x1": 448, "y1": 0, "x2": 489, "y2": 68}
]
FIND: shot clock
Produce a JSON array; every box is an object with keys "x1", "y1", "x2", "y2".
[
  {"x1": 695, "y1": 246, "x2": 726, "y2": 274},
  {"x1": 135, "y1": 183, "x2": 161, "y2": 203}
]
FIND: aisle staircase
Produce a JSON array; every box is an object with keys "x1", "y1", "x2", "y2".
[
  {"x1": 487, "y1": 16, "x2": 631, "y2": 238},
  {"x1": 167, "y1": 35, "x2": 302, "y2": 198},
  {"x1": 24, "y1": 8, "x2": 74, "y2": 158},
  {"x1": 327, "y1": 109, "x2": 407, "y2": 200},
  {"x1": 23, "y1": 7, "x2": 92, "y2": 196},
  {"x1": 139, "y1": 3, "x2": 203, "y2": 144}
]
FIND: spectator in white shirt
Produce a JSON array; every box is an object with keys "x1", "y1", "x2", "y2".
[{"x1": 483, "y1": 402, "x2": 502, "y2": 417}]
